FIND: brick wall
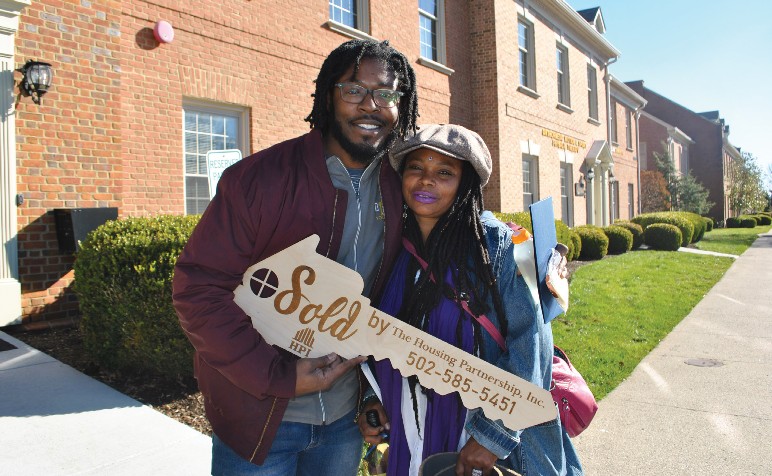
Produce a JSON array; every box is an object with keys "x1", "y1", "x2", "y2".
[
  {"x1": 15, "y1": 0, "x2": 122, "y2": 322},
  {"x1": 13, "y1": 0, "x2": 457, "y2": 323}
]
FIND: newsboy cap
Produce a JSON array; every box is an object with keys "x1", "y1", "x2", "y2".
[{"x1": 389, "y1": 124, "x2": 493, "y2": 186}]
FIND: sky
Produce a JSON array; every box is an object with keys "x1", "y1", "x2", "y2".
[{"x1": 565, "y1": 0, "x2": 772, "y2": 187}]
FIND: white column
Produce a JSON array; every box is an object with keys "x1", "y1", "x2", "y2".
[
  {"x1": 0, "y1": 0, "x2": 29, "y2": 326},
  {"x1": 600, "y1": 166, "x2": 609, "y2": 226}
]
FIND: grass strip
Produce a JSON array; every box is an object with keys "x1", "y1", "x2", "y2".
[
  {"x1": 552, "y1": 250, "x2": 733, "y2": 400},
  {"x1": 694, "y1": 225, "x2": 771, "y2": 255}
]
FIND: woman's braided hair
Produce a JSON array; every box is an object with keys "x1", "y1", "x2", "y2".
[{"x1": 305, "y1": 39, "x2": 418, "y2": 138}]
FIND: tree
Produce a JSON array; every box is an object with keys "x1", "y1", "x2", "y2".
[
  {"x1": 728, "y1": 152, "x2": 767, "y2": 215},
  {"x1": 640, "y1": 169, "x2": 670, "y2": 213},
  {"x1": 653, "y1": 148, "x2": 714, "y2": 214}
]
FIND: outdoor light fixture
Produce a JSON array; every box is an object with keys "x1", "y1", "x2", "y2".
[{"x1": 18, "y1": 60, "x2": 53, "y2": 105}]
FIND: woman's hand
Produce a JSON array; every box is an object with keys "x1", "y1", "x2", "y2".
[
  {"x1": 357, "y1": 399, "x2": 390, "y2": 444},
  {"x1": 456, "y1": 437, "x2": 498, "y2": 476}
]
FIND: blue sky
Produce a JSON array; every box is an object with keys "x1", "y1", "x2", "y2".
[{"x1": 565, "y1": 0, "x2": 772, "y2": 186}]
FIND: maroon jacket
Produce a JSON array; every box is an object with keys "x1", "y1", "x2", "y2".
[{"x1": 172, "y1": 130, "x2": 403, "y2": 464}]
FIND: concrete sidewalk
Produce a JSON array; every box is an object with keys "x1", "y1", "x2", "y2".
[
  {"x1": 574, "y1": 232, "x2": 772, "y2": 474},
  {"x1": 0, "y1": 331, "x2": 211, "y2": 475}
]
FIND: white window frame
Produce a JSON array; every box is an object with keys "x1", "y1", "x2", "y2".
[
  {"x1": 587, "y1": 64, "x2": 599, "y2": 121},
  {"x1": 625, "y1": 107, "x2": 633, "y2": 150},
  {"x1": 517, "y1": 17, "x2": 537, "y2": 95},
  {"x1": 418, "y1": 0, "x2": 447, "y2": 65},
  {"x1": 610, "y1": 100, "x2": 619, "y2": 144},
  {"x1": 522, "y1": 155, "x2": 539, "y2": 207},
  {"x1": 556, "y1": 43, "x2": 571, "y2": 108},
  {"x1": 326, "y1": 0, "x2": 372, "y2": 40},
  {"x1": 560, "y1": 163, "x2": 574, "y2": 226},
  {"x1": 182, "y1": 99, "x2": 249, "y2": 215},
  {"x1": 628, "y1": 183, "x2": 635, "y2": 219}
]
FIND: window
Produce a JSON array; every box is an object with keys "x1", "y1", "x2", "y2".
[
  {"x1": 419, "y1": 0, "x2": 446, "y2": 64},
  {"x1": 625, "y1": 107, "x2": 633, "y2": 149},
  {"x1": 328, "y1": 0, "x2": 370, "y2": 35},
  {"x1": 610, "y1": 100, "x2": 618, "y2": 144},
  {"x1": 522, "y1": 156, "x2": 539, "y2": 207},
  {"x1": 680, "y1": 146, "x2": 689, "y2": 175},
  {"x1": 556, "y1": 44, "x2": 570, "y2": 107},
  {"x1": 518, "y1": 19, "x2": 536, "y2": 91},
  {"x1": 609, "y1": 180, "x2": 620, "y2": 222},
  {"x1": 628, "y1": 183, "x2": 635, "y2": 218},
  {"x1": 183, "y1": 102, "x2": 248, "y2": 215},
  {"x1": 560, "y1": 163, "x2": 574, "y2": 226},
  {"x1": 587, "y1": 65, "x2": 598, "y2": 120}
]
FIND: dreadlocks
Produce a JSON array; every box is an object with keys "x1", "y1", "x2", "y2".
[{"x1": 305, "y1": 39, "x2": 418, "y2": 139}]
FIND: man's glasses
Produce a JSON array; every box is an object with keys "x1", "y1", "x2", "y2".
[{"x1": 334, "y1": 83, "x2": 404, "y2": 108}]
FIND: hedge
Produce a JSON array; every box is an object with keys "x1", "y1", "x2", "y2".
[
  {"x1": 703, "y1": 216, "x2": 714, "y2": 232},
  {"x1": 602, "y1": 225, "x2": 634, "y2": 254},
  {"x1": 613, "y1": 220, "x2": 644, "y2": 249},
  {"x1": 671, "y1": 211, "x2": 707, "y2": 243},
  {"x1": 74, "y1": 215, "x2": 200, "y2": 379},
  {"x1": 726, "y1": 217, "x2": 742, "y2": 228},
  {"x1": 643, "y1": 223, "x2": 682, "y2": 251},
  {"x1": 631, "y1": 212, "x2": 694, "y2": 246},
  {"x1": 568, "y1": 230, "x2": 582, "y2": 262},
  {"x1": 574, "y1": 225, "x2": 609, "y2": 260}
]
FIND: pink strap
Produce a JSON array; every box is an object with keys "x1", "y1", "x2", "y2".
[{"x1": 402, "y1": 238, "x2": 506, "y2": 351}]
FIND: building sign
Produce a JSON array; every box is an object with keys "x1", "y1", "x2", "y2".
[
  {"x1": 542, "y1": 129, "x2": 587, "y2": 153},
  {"x1": 206, "y1": 149, "x2": 242, "y2": 199},
  {"x1": 233, "y1": 235, "x2": 556, "y2": 431}
]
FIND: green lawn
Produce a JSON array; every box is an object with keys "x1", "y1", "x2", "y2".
[
  {"x1": 694, "y1": 225, "x2": 772, "y2": 255},
  {"x1": 552, "y1": 250, "x2": 734, "y2": 400}
]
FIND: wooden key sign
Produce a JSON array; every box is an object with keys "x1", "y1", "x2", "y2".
[{"x1": 233, "y1": 235, "x2": 556, "y2": 431}]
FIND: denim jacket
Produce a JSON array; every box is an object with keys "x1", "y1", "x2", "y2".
[{"x1": 464, "y1": 212, "x2": 583, "y2": 476}]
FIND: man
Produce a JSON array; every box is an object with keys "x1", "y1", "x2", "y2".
[{"x1": 172, "y1": 39, "x2": 418, "y2": 475}]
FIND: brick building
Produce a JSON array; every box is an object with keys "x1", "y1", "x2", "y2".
[
  {"x1": 626, "y1": 80, "x2": 738, "y2": 222},
  {"x1": 1, "y1": 0, "x2": 637, "y2": 325},
  {"x1": 638, "y1": 111, "x2": 694, "y2": 175}
]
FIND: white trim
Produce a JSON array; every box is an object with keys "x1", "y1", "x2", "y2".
[
  {"x1": 181, "y1": 99, "x2": 250, "y2": 215},
  {"x1": 418, "y1": 0, "x2": 448, "y2": 65},
  {"x1": 324, "y1": 20, "x2": 375, "y2": 41},
  {"x1": 417, "y1": 56, "x2": 454, "y2": 75}
]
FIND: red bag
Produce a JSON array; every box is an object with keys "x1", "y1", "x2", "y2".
[{"x1": 551, "y1": 346, "x2": 598, "y2": 437}]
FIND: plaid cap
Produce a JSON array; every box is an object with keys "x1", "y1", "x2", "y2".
[{"x1": 389, "y1": 124, "x2": 493, "y2": 186}]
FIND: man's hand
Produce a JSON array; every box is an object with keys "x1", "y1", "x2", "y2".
[
  {"x1": 357, "y1": 400, "x2": 390, "y2": 444},
  {"x1": 456, "y1": 437, "x2": 498, "y2": 476},
  {"x1": 294, "y1": 353, "x2": 366, "y2": 397}
]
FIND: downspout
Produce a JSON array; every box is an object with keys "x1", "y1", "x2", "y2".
[{"x1": 634, "y1": 108, "x2": 642, "y2": 216}]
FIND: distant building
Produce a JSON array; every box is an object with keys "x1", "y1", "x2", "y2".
[
  {"x1": 626, "y1": 80, "x2": 738, "y2": 222},
  {"x1": 1, "y1": 0, "x2": 639, "y2": 325}
]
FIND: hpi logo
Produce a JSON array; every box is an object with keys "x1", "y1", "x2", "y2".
[
  {"x1": 290, "y1": 328, "x2": 315, "y2": 357},
  {"x1": 248, "y1": 267, "x2": 316, "y2": 356}
]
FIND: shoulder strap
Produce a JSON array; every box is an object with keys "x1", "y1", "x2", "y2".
[{"x1": 402, "y1": 238, "x2": 506, "y2": 351}]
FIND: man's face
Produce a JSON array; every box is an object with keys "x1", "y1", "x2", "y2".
[{"x1": 325, "y1": 58, "x2": 400, "y2": 168}]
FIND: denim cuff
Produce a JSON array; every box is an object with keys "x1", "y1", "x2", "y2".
[{"x1": 464, "y1": 409, "x2": 520, "y2": 459}]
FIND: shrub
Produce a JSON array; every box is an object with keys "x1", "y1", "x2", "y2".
[
  {"x1": 703, "y1": 217, "x2": 714, "y2": 232},
  {"x1": 74, "y1": 215, "x2": 200, "y2": 379},
  {"x1": 740, "y1": 217, "x2": 757, "y2": 228},
  {"x1": 631, "y1": 212, "x2": 693, "y2": 247},
  {"x1": 671, "y1": 211, "x2": 706, "y2": 243},
  {"x1": 613, "y1": 220, "x2": 644, "y2": 249},
  {"x1": 726, "y1": 217, "x2": 742, "y2": 228},
  {"x1": 494, "y1": 212, "x2": 575, "y2": 261},
  {"x1": 568, "y1": 230, "x2": 582, "y2": 262},
  {"x1": 643, "y1": 223, "x2": 682, "y2": 251},
  {"x1": 574, "y1": 225, "x2": 609, "y2": 260},
  {"x1": 756, "y1": 214, "x2": 772, "y2": 226},
  {"x1": 603, "y1": 225, "x2": 634, "y2": 254}
]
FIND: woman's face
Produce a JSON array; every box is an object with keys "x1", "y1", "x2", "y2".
[{"x1": 402, "y1": 147, "x2": 463, "y2": 239}]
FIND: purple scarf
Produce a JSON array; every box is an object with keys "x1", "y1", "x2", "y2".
[{"x1": 373, "y1": 248, "x2": 475, "y2": 476}]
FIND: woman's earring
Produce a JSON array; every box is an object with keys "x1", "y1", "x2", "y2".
[{"x1": 402, "y1": 203, "x2": 408, "y2": 221}]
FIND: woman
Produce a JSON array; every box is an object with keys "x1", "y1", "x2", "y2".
[{"x1": 357, "y1": 124, "x2": 582, "y2": 476}]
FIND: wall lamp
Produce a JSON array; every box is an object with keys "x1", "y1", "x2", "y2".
[{"x1": 17, "y1": 60, "x2": 53, "y2": 105}]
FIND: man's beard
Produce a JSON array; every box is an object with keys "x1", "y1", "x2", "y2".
[{"x1": 330, "y1": 117, "x2": 398, "y2": 166}]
